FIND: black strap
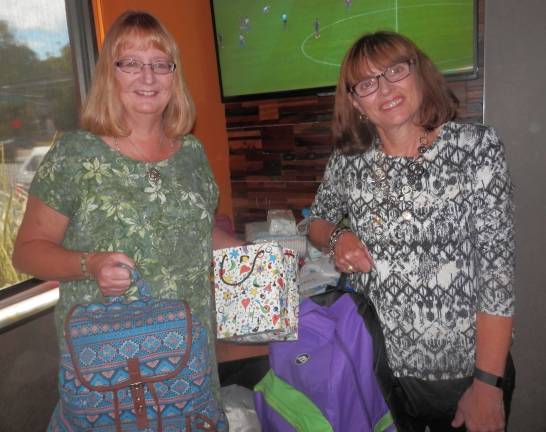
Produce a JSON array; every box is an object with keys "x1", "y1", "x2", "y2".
[
  {"x1": 310, "y1": 273, "x2": 347, "y2": 307},
  {"x1": 219, "y1": 250, "x2": 265, "y2": 286},
  {"x1": 474, "y1": 367, "x2": 504, "y2": 388}
]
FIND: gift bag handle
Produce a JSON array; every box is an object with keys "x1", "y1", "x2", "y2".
[
  {"x1": 107, "y1": 265, "x2": 152, "y2": 302},
  {"x1": 219, "y1": 249, "x2": 265, "y2": 286}
]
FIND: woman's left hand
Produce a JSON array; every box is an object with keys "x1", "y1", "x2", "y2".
[
  {"x1": 333, "y1": 231, "x2": 374, "y2": 274},
  {"x1": 451, "y1": 380, "x2": 505, "y2": 432}
]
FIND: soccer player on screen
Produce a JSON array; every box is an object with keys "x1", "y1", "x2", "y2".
[
  {"x1": 314, "y1": 18, "x2": 320, "y2": 39},
  {"x1": 281, "y1": 13, "x2": 288, "y2": 29}
]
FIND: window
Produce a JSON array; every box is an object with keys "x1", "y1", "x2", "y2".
[{"x1": 0, "y1": 0, "x2": 96, "y2": 290}]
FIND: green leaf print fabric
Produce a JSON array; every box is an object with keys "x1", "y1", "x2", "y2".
[{"x1": 29, "y1": 130, "x2": 220, "y2": 386}]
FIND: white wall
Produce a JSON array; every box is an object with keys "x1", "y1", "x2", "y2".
[{"x1": 484, "y1": 1, "x2": 546, "y2": 430}]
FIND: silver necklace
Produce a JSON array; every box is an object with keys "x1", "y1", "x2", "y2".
[
  {"x1": 370, "y1": 130, "x2": 432, "y2": 223},
  {"x1": 114, "y1": 134, "x2": 173, "y2": 184}
]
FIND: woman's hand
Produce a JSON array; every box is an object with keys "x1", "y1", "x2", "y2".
[
  {"x1": 451, "y1": 380, "x2": 505, "y2": 432},
  {"x1": 333, "y1": 231, "x2": 374, "y2": 274},
  {"x1": 86, "y1": 252, "x2": 135, "y2": 297}
]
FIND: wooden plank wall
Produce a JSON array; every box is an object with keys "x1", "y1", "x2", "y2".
[{"x1": 225, "y1": 1, "x2": 485, "y2": 233}]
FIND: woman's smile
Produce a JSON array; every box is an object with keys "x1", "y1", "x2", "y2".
[{"x1": 380, "y1": 96, "x2": 404, "y2": 111}]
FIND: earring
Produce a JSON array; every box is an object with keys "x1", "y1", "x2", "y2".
[{"x1": 358, "y1": 113, "x2": 368, "y2": 122}]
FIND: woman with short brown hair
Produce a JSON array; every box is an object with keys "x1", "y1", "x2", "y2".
[
  {"x1": 309, "y1": 31, "x2": 515, "y2": 431},
  {"x1": 332, "y1": 31, "x2": 458, "y2": 155}
]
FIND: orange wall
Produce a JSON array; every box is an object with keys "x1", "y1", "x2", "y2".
[{"x1": 91, "y1": 0, "x2": 233, "y2": 219}]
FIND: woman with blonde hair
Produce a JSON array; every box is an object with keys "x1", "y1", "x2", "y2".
[{"x1": 13, "y1": 10, "x2": 234, "y2": 430}]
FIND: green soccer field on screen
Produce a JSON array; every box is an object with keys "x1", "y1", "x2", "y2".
[{"x1": 211, "y1": 0, "x2": 475, "y2": 100}]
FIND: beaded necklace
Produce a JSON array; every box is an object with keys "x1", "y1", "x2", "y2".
[{"x1": 370, "y1": 129, "x2": 432, "y2": 224}]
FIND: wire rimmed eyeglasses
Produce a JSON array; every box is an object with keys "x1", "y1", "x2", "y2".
[
  {"x1": 349, "y1": 60, "x2": 415, "y2": 98},
  {"x1": 115, "y1": 58, "x2": 176, "y2": 75}
]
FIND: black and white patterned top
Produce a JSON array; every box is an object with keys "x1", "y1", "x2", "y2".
[{"x1": 310, "y1": 122, "x2": 515, "y2": 380}]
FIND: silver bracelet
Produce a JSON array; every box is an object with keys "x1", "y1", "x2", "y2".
[
  {"x1": 80, "y1": 252, "x2": 92, "y2": 280},
  {"x1": 327, "y1": 226, "x2": 351, "y2": 260}
]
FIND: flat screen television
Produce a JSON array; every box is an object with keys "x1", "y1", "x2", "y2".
[{"x1": 210, "y1": 0, "x2": 477, "y2": 102}]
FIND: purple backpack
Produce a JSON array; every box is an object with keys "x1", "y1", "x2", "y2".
[{"x1": 254, "y1": 293, "x2": 395, "y2": 431}]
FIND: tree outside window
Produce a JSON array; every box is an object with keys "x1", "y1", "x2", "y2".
[{"x1": 0, "y1": 1, "x2": 80, "y2": 288}]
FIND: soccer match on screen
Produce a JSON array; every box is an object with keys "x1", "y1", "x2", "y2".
[{"x1": 211, "y1": 0, "x2": 475, "y2": 99}]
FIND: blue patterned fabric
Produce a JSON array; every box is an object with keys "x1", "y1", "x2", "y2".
[{"x1": 48, "y1": 270, "x2": 226, "y2": 431}]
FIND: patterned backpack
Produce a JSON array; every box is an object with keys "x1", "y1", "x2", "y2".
[{"x1": 48, "y1": 268, "x2": 226, "y2": 432}]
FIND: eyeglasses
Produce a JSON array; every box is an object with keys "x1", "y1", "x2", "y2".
[
  {"x1": 350, "y1": 60, "x2": 414, "y2": 98},
  {"x1": 115, "y1": 58, "x2": 176, "y2": 75}
]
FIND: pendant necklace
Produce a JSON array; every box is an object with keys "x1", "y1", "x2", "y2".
[
  {"x1": 114, "y1": 134, "x2": 173, "y2": 184},
  {"x1": 370, "y1": 129, "x2": 432, "y2": 225}
]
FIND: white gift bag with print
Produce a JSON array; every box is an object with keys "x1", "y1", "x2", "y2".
[{"x1": 213, "y1": 242, "x2": 298, "y2": 342}]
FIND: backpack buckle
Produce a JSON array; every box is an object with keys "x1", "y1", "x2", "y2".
[{"x1": 129, "y1": 381, "x2": 148, "y2": 427}]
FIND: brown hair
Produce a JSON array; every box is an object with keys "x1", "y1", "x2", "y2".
[
  {"x1": 80, "y1": 10, "x2": 195, "y2": 138},
  {"x1": 333, "y1": 31, "x2": 458, "y2": 154}
]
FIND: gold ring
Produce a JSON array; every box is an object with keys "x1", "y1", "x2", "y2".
[{"x1": 347, "y1": 265, "x2": 354, "y2": 273}]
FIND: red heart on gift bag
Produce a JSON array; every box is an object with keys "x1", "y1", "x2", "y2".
[
  {"x1": 277, "y1": 277, "x2": 284, "y2": 288},
  {"x1": 242, "y1": 298, "x2": 250, "y2": 309},
  {"x1": 240, "y1": 264, "x2": 251, "y2": 274},
  {"x1": 272, "y1": 314, "x2": 280, "y2": 325}
]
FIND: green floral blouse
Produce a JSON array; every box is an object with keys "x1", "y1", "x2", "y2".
[{"x1": 30, "y1": 130, "x2": 219, "y2": 379}]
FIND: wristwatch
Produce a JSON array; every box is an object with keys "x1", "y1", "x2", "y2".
[{"x1": 473, "y1": 367, "x2": 504, "y2": 389}]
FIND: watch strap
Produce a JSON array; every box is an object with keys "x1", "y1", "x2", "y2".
[{"x1": 473, "y1": 367, "x2": 504, "y2": 388}]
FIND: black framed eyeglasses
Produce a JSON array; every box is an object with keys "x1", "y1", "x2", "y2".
[
  {"x1": 115, "y1": 58, "x2": 176, "y2": 75},
  {"x1": 350, "y1": 60, "x2": 415, "y2": 98}
]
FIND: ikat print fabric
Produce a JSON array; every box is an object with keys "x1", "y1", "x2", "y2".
[
  {"x1": 310, "y1": 122, "x2": 515, "y2": 380},
  {"x1": 213, "y1": 242, "x2": 298, "y2": 342}
]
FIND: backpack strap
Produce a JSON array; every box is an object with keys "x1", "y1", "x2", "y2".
[
  {"x1": 128, "y1": 358, "x2": 150, "y2": 429},
  {"x1": 147, "y1": 382, "x2": 163, "y2": 432},
  {"x1": 255, "y1": 369, "x2": 334, "y2": 432}
]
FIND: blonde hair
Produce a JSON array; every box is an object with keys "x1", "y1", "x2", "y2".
[
  {"x1": 333, "y1": 31, "x2": 458, "y2": 154},
  {"x1": 80, "y1": 10, "x2": 195, "y2": 138}
]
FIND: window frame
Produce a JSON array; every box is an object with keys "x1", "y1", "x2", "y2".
[
  {"x1": 0, "y1": 0, "x2": 97, "y2": 331},
  {"x1": 65, "y1": 0, "x2": 98, "y2": 102}
]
